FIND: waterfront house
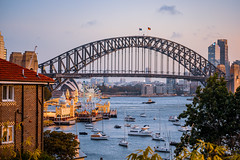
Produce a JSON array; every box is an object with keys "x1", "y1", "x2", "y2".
[{"x1": 0, "y1": 58, "x2": 54, "y2": 153}]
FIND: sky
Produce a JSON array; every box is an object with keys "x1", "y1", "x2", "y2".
[{"x1": 0, "y1": 0, "x2": 240, "y2": 65}]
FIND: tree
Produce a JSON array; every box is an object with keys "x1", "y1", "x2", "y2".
[
  {"x1": 127, "y1": 146, "x2": 162, "y2": 160},
  {"x1": 44, "y1": 130, "x2": 79, "y2": 160},
  {"x1": 176, "y1": 73, "x2": 240, "y2": 155},
  {"x1": 175, "y1": 139, "x2": 240, "y2": 160}
]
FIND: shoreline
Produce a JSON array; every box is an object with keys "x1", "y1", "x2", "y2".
[{"x1": 101, "y1": 94, "x2": 194, "y2": 97}]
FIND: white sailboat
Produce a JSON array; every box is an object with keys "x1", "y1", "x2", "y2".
[
  {"x1": 91, "y1": 119, "x2": 109, "y2": 140},
  {"x1": 119, "y1": 125, "x2": 128, "y2": 147},
  {"x1": 154, "y1": 135, "x2": 170, "y2": 153},
  {"x1": 152, "y1": 110, "x2": 165, "y2": 141},
  {"x1": 119, "y1": 111, "x2": 128, "y2": 147},
  {"x1": 154, "y1": 124, "x2": 170, "y2": 153}
]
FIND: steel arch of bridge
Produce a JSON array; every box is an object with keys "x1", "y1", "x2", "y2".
[{"x1": 39, "y1": 36, "x2": 225, "y2": 90}]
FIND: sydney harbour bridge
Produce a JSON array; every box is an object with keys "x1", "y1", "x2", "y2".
[{"x1": 38, "y1": 36, "x2": 225, "y2": 90}]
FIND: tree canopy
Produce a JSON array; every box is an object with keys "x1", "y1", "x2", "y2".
[
  {"x1": 176, "y1": 73, "x2": 240, "y2": 155},
  {"x1": 44, "y1": 130, "x2": 79, "y2": 160}
]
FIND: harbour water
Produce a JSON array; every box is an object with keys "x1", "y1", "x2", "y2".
[{"x1": 44, "y1": 96, "x2": 192, "y2": 160}]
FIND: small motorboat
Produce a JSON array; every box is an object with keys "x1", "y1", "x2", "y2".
[
  {"x1": 91, "y1": 132, "x2": 109, "y2": 140},
  {"x1": 178, "y1": 126, "x2": 191, "y2": 132},
  {"x1": 168, "y1": 115, "x2": 179, "y2": 122},
  {"x1": 140, "y1": 113, "x2": 146, "y2": 117},
  {"x1": 114, "y1": 125, "x2": 122, "y2": 129},
  {"x1": 79, "y1": 132, "x2": 88, "y2": 135},
  {"x1": 124, "y1": 123, "x2": 131, "y2": 127},
  {"x1": 152, "y1": 132, "x2": 165, "y2": 141},
  {"x1": 130, "y1": 125, "x2": 140, "y2": 131},
  {"x1": 154, "y1": 145, "x2": 170, "y2": 153},
  {"x1": 119, "y1": 139, "x2": 128, "y2": 147},
  {"x1": 142, "y1": 99, "x2": 155, "y2": 104},
  {"x1": 128, "y1": 129, "x2": 152, "y2": 136},
  {"x1": 124, "y1": 115, "x2": 135, "y2": 122}
]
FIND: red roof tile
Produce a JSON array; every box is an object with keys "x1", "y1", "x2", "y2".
[{"x1": 0, "y1": 58, "x2": 54, "y2": 83}]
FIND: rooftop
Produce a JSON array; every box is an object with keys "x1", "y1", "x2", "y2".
[{"x1": 0, "y1": 58, "x2": 54, "y2": 83}]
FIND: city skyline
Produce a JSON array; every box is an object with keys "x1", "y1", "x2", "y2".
[{"x1": 0, "y1": 0, "x2": 240, "y2": 64}]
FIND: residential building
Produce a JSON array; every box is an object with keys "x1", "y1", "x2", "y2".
[
  {"x1": 0, "y1": 32, "x2": 7, "y2": 60},
  {"x1": 141, "y1": 84, "x2": 154, "y2": 95},
  {"x1": 0, "y1": 58, "x2": 54, "y2": 153}
]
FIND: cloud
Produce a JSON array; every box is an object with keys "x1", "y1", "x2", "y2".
[
  {"x1": 171, "y1": 32, "x2": 182, "y2": 39},
  {"x1": 197, "y1": 26, "x2": 223, "y2": 40},
  {"x1": 81, "y1": 20, "x2": 97, "y2": 28},
  {"x1": 158, "y1": 5, "x2": 181, "y2": 15}
]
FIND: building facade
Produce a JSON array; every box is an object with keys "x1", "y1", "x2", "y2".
[
  {"x1": 0, "y1": 32, "x2": 7, "y2": 60},
  {"x1": 217, "y1": 39, "x2": 230, "y2": 76},
  {"x1": 208, "y1": 42, "x2": 220, "y2": 66},
  {"x1": 0, "y1": 59, "x2": 54, "y2": 154},
  {"x1": 9, "y1": 51, "x2": 38, "y2": 72}
]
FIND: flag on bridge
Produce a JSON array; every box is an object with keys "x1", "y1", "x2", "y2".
[
  {"x1": 148, "y1": 27, "x2": 151, "y2": 30},
  {"x1": 139, "y1": 28, "x2": 142, "y2": 31}
]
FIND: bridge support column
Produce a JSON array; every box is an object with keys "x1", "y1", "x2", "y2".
[{"x1": 229, "y1": 64, "x2": 240, "y2": 93}]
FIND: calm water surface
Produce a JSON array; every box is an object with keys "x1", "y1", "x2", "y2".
[{"x1": 45, "y1": 96, "x2": 192, "y2": 160}]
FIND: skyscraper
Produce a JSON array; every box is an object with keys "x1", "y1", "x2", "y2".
[
  {"x1": 217, "y1": 39, "x2": 228, "y2": 65},
  {"x1": 217, "y1": 39, "x2": 230, "y2": 76},
  {"x1": 208, "y1": 42, "x2": 220, "y2": 66},
  {"x1": 0, "y1": 31, "x2": 7, "y2": 60}
]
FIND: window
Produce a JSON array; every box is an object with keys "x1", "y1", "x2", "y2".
[
  {"x1": 1, "y1": 125, "x2": 14, "y2": 144},
  {"x1": 2, "y1": 85, "x2": 14, "y2": 101}
]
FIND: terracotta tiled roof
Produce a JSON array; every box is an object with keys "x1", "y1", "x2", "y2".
[{"x1": 0, "y1": 58, "x2": 54, "y2": 83}]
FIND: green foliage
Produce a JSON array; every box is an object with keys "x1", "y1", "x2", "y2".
[
  {"x1": 176, "y1": 73, "x2": 240, "y2": 155},
  {"x1": 176, "y1": 140, "x2": 229, "y2": 160},
  {"x1": 44, "y1": 86, "x2": 52, "y2": 101},
  {"x1": 98, "y1": 84, "x2": 142, "y2": 95},
  {"x1": 44, "y1": 130, "x2": 79, "y2": 160},
  {"x1": 127, "y1": 146, "x2": 162, "y2": 160}
]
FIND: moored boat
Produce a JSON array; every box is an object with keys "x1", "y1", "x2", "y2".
[
  {"x1": 128, "y1": 129, "x2": 152, "y2": 136},
  {"x1": 124, "y1": 115, "x2": 135, "y2": 122},
  {"x1": 154, "y1": 145, "x2": 170, "y2": 153},
  {"x1": 114, "y1": 125, "x2": 122, "y2": 128},
  {"x1": 90, "y1": 132, "x2": 109, "y2": 140},
  {"x1": 79, "y1": 132, "x2": 88, "y2": 135},
  {"x1": 119, "y1": 139, "x2": 128, "y2": 147},
  {"x1": 178, "y1": 126, "x2": 191, "y2": 132},
  {"x1": 140, "y1": 113, "x2": 146, "y2": 117},
  {"x1": 168, "y1": 115, "x2": 179, "y2": 122},
  {"x1": 152, "y1": 132, "x2": 165, "y2": 141}
]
